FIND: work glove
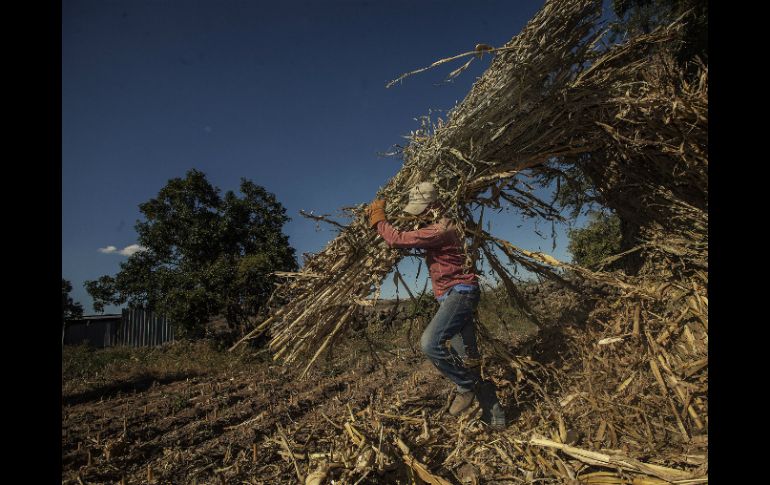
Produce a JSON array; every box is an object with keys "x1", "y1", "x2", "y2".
[{"x1": 367, "y1": 199, "x2": 386, "y2": 228}]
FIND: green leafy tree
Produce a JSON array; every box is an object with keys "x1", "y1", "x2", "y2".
[
  {"x1": 85, "y1": 169, "x2": 297, "y2": 338},
  {"x1": 567, "y1": 211, "x2": 622, "y2": 270},
  {"x1": 609, "y1": 0, "x2": 707, "y2": 72},
  {"x1": 533, "y1": 155, "x2": 603, "y2": 220},
  {"x1": 62, "y1": 279, "x2": 84, "y2": 320},
  {"x1": 62, "y1": 278, "x2": 84, "y2": 348},
  {"x1": 531, "y1": 2, "x2": 707, "y2": 274}
]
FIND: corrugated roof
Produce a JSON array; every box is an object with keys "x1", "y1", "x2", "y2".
[{"x1": 67, "y1": 314, "x2": 123, "y2": 322}]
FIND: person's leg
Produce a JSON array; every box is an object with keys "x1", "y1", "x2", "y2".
[
  {"x1": 442, "y1": 292, "x2": 483, "y2": 416},
  {"x1": 447, "y1": 293, "x2": 482, "y2": 390},
  {"x1": 420, "y1": 291, "x2": 480, "y2": 393},
  {"x1": 446, "y1": 292, "x2": 505, "y2": 428}
]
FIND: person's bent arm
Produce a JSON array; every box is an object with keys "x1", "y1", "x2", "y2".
[
  {"x1": 375, "y1": 220, "x2": 449, "y2": 249},
  {"x1": 367, "y1": 198, "x2": 451, "y2": 249}
]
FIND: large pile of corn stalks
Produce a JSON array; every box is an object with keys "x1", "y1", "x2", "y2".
[{"x1": 234, "y1": 0, "x2": 708, "y2": 482}]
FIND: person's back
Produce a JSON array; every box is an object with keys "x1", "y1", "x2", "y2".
[
  {"x1": 367, "y1": 183, "x2": 505, "y2": 429},
  {"x1": 375, "y1": 216, "x2": 478, "y2": 298}
]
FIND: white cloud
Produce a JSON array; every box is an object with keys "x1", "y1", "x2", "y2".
[
  {"x1": 119, "y1": 244, "x2": 147, "y2": 256},
  {"x1": 98, "y1": 244, "x2": 147, "y2": 256}
]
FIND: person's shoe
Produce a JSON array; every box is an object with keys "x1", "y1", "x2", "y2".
[
  {"x1": 486, "y1": 403, "x2": 506, "y2": 430},
  {"x1": 449, "y1": 390, "x2": 476, "y2": 416},
  {"x1": 479, "y1": 402, "x2": 506, "y2": 430},
  {"x1": 476, "y1": 381, "x2": 506, "y2": 430}
]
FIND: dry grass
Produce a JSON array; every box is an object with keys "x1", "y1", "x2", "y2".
[
  {"x1": 62, "y1": 340, "x2": 269, "y2": 397},
  {"x1": 223, "y1": 0, "x2": 709, "y2": 482}
]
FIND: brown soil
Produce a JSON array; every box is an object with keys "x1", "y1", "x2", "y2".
[{"x1": 62, "y1": 343, "x2": 474, "y2": 484}]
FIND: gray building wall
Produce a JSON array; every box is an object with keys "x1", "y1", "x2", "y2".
[{"x1": 64, "y1": 308, "x2": 175, "y2": 348}]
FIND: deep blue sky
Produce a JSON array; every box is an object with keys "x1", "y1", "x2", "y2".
[{"x1": 63, "y1": 0, "x2": 596, "y2": 313}]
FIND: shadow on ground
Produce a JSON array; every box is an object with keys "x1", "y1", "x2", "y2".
[{"x1": 62, "y1": 371, "x2": 201, "y2": 406}]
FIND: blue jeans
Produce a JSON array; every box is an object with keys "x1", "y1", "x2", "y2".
[{"x1": 420, "y1": 287, "x2": 482, "y2": 393}]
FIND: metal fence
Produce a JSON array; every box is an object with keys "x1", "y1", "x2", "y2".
[
  {"x1": 118, "y1": 307, "x2": 175, "y2": 347},
  {"x1": 63, "y1": 315, "x2": 122, "y2": 348},
  {"x1": 64, "y1": 308, "x2": 175, "y2": 348}
]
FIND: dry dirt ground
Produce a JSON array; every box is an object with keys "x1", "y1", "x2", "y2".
[
  {"x1": 63, "y1": 338, "x2": 533, "y2": 485},
  {"x1": 62, "y1": 289, "x2": 557, "y2": 485}
]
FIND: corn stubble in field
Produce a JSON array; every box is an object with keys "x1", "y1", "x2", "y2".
[{"x1": 63, "y1": 0, "x2": 707, "y2": 483}]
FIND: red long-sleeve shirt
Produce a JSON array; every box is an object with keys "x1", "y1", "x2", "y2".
[{"x1": 376, "y1": 218, "x2": 478, "y2": 298}]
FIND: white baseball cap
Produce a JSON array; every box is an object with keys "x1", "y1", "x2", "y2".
[{"x1": 402, "y1": 182, "x2": 437, "y2": 215}]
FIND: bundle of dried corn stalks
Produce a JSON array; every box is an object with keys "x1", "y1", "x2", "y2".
[{"x1": 231, "y1": 0, "x2": 707, "y2": 482}]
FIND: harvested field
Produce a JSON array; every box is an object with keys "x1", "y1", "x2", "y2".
[
  {"x1": 62, "y1": 316, "x2": 539, "y2": 485},
  {"x1": 63, "y1": 0, "x2": 707, "y2": 483},
  {"x1": 63, "y1": 270, "x2": 705, "y2": 484}
]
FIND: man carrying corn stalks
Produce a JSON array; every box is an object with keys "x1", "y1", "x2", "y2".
[{"x1": 368, "y1": 182, "x2": 506, "y2": 429}]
